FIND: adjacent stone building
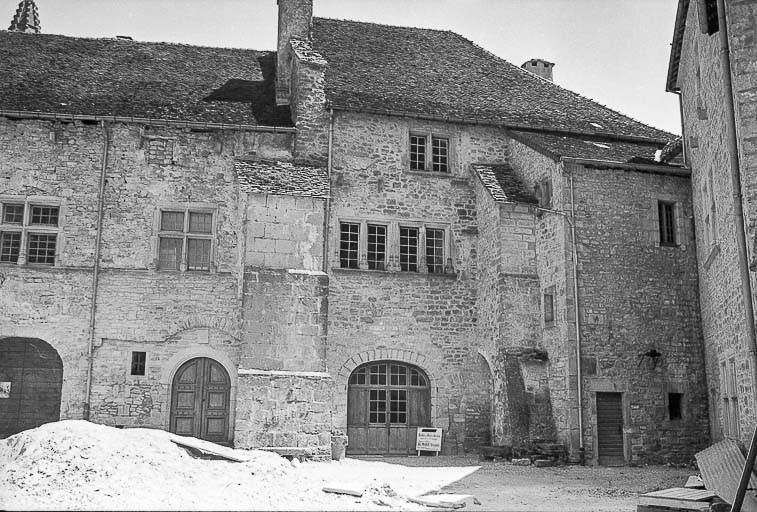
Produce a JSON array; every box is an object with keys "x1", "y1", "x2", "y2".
[
  {"x1": 667, "y1": 0, "x2": 757, "y2": 447},
  {"x1": 0, "y1": 0, "x2": 709, "y2": 464}
]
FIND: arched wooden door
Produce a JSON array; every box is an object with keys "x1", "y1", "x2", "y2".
[
  {"x1": 347, "y1": 361, "x2": 431, "y2": 455},
  {"x1": 169, "y1": 358, "x2": 230, "y2": 445},
  {"x1": 0, "y1": 337, "x2": 63, "y2": 438}
]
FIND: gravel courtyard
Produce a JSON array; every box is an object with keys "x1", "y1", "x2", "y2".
[{"x1": 376, "y1": 455, "x2": 693, "y2": 511}]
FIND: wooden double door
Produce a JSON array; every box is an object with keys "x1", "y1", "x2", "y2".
[
  {"x1": 347, "y1": 361, "x2": 431, "y2": 455},
  {"x1": 169, "y1": 358, "x2": 230, "y2": 444}
]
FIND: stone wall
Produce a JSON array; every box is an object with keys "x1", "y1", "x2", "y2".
[
  {"x1": 569, "y1": 162, "x2": 708, "y2": 464},
  {"x1": 677, "y1": 0, "x2": 757, "y2": 447}
]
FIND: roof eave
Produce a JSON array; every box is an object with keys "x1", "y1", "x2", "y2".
[
  {"x1": 561, "y1": 156, "x2": 691, "y2": 177},
  {"x1": 666, "y1": 0, "x2": 690, "y2": 93}
]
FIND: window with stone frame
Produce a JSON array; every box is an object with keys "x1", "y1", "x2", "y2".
[
  {"x1": 721, "y1": 358, "x2": 740, "y2": 438},
  {"x1": 0, "y1": 199, "x2": 60, "y2": 266},
  {"x1": 409, "y1": 133, "x2": 449, "y2": 172},
  {"x1": 658, "y1": 201, "x2": 677, "y2": 246},
  {"x1": 337, "y1": 219, "x2": 451, "y2": 273},
  {"x1": 157, "y1": 208, "x2": 214, "y2": 271},
  {"x1": 543, "y1": 288, "x2": 555, "y2": 324},
  {"x1": 702, "y1": 172, "x2": 717, "y2": 248}
]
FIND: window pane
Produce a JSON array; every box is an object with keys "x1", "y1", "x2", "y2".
[
  {"x1": 410, "y1": 369, "x2": 427, "y2": 387},
  {"x1": 389, "y1": 389, "x2": 407, "y2": 424},
  {"x1": 187, "y1": 238, "x2": 211, "y2": 271},
  {"x1": 369, "y1": 364, "x2": 387, "y2": 385},
  {"x1": 158, "y1": 237, "x2": 183, "y2": 270},
  {"x1": 131, "y1": 352, "x2": 146, "y2": 376},
  {"x1": 367, "y1": 224, "x2": 386, "y2": 270},
  {"x1": 425, "y1": 228, "x2": 444, "y2": 273},
  {"x1": 390, "y1": 364, "x2": 407, "y2": 386},
  {"x1": 658, "y1": 202, "x2": 675, "y2": 245},
  {"x1": 349, "y1": 367, "x2": 366, "y2": 385},
  {"x1": 189, "y1": 212, "x2": 212, "y2": 234},
  {"x1": 161, "y1": 211, "x2": 185, "y2": 232},
  {"x1": 431, "y1": 137, "x2": 448, "y2": 172},
  {"x1": 400, "y1": 227, "x2": 418, "y2": 272},
  {"x1": 0, "y1": 232, "x2": 21, "y2": 263},
  {"x1": 27, "y1": 233, "x2": 56, "y2": 264},
  {"x1": 3, "y1": 204, "x2": 24, "y2": 224},
  {"x1": 339, "y1": 222, "x2": 360, "y2": 269},
  {"x1": 30, "y1": 206, "x2": 59, "y2": 226},
  {"x1": 544, "y1": 293, "x2": 554, "y2": 323},
  {"x1": 369, "y1": 389, "x2": 387, "y2": 424},
  {"x1": 410, "y1": 135, "x2": 426, "y2": 171}
]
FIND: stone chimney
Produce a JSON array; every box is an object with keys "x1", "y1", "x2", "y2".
[
  {"x1": 8, "y1": 0, "x2": 41, "y2": 33},
  {"x1": 276, "y1": 0, "x2": 313, "y2": 105},
  {"x1": 521, "y1": 59, "x2": 555, "y2": 82}
]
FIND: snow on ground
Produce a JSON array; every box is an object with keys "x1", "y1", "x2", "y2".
[{"x1": 0, "y1": 420, "x2": 479, "y2": 510}]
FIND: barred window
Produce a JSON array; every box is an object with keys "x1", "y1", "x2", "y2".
[
  {"x1": 131, "y1": 351, "x2": 146, "y2": 376},
  {"x1": 158, "y1": 209, "x2": 214, "y2": 271},
  {"x1": 339, "y1": 222, "x2": 360, "y2": 269},
  {"x1": 410, "y1": 133, "x2": 449, "y2": 173},
  {"x1": 0, "y1": 200, "x2": 60, "y2": 266},
  {"x1": 658, "y1": 201, "x2": 676, "y2": 246},
  {"x1": 544, "y1": 292, "x2": 554, "y2": 323}
]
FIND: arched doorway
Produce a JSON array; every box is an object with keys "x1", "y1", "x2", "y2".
[
  {"x1": 169, "y1": 357, "x2": 230, "y2": 444},
  {"x1": 347, "y1": 361, "x2": 431, "y2": 455},
  {"x1": 0, "y1": 337, "x2": 63, "y2": 438}
]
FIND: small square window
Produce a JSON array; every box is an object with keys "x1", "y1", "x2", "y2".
[
  {"x1": 3, "y1": 204, "x2": 24, "y2": 224},
  {"x1": 161, "y1": 211, "x2": 185, "y2": 232},
  {"x1": 158, "y1": 237, "x2": 183, "y2": 270},
  {"x1": 131, "y1": 351, "x2": 146, "y2": 376},
  {"x1": 0, "y1": 232, "x2": 21, "y2": 263},
  {"x1": 544, "y1": 292, "x2": 554, "y2": 323},
  {"x1": 339, "y1": 223, "x2": 360, "y2": 269},
  {"x1": 668, "y1": 392, "x2": 683, "y2": 420},
  {"x1": 27, "y1": 233, "x2": 56, "y2": 264},
  {"x1": 30, "y1": 206, "x2": 59, "y2": 226},
  {"x1": 658, "y1": 201, "x2": 676, "y2": 246},
  {"x1": 410, "y1": 134, "x2": 449, "y2": 173}
]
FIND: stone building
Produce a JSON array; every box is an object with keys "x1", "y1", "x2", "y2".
[
  {"x1": 667, "y1": 0, "x2": 757, "y2": 447},
  {"x1": 0, "y1": 0, "x2": 709, "y2": 464}
]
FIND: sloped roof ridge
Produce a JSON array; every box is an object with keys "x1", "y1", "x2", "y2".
[
  {"x1": 0, "y1": 29, "x2": 273, "y2": 53},
  {"x1": 447, "y1": 31, "x2": 675, "y2": 141},
  {"x1": 313, "y1": 16, "x2": 454, "y2": 35}
]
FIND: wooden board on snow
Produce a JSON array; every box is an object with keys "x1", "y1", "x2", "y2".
[
  {"x1": 322, "y1": 485, "x2": 365, "y2": 497},
  {"x1": 408, "y1": 494, "x2": 479, "y2": 509},
  {"x1": 170, "y1": 436, "x2": 245, "y2": 462}
]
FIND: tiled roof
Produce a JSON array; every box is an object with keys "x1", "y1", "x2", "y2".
[
  {"x1": 472, "y1": 164, "x2": 538, "y2": 205},
  {"x1": 312, "y1": 18, "x2": 673, "y2": 142},
  {"x1": 235, "y1": 159, "x2": 329, "y2": 198},
  {"x1": 508, "y1": 130, "x2": 673, "y2": 165},
  {"x1": 0, "y1": 30, "x2": 292, "y2": 126}
]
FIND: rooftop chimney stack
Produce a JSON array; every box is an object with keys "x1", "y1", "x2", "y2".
[
  {"x1": 276, "y1": 0, "x2": 313, "y2": 105},
  {"x1": 521, "y1": 59, "x2": 554, "y2": 82},
  {"x1": 8, "y1": 0, "x2": 41, "y2": 33}
]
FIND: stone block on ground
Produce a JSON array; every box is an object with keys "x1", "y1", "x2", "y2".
[{"x1": 512, "y1": 458, "x2": 531, "y2": 466}]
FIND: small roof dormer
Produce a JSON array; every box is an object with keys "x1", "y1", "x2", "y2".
[{"x1": 8, "y1": 0, "x2": 41, "y2": 33}]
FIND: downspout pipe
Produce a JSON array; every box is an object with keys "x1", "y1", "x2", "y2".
[
  {"x1": 569, "y1": 172, "x2": 585, "y2": 459},
  {"x1": 322, "y1": 109, "x2": 334, "y2": 273},
  {"x1": 83, "y1": 121, "x2": 109, "y2": 420},
  {"x1": 716, "y1": 0, "x2": 757, "y2": 412}
]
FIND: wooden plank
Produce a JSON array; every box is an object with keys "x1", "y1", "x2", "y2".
[
  {"x1": 408, "y1": 494, "x2": 479, "y2": 509},
  {"x1": 685, "y1": 476, "x2": 705, "y2": 489},
  {"x1": 637, "y1": 496, "x2": 710, "y2": 511},
  {"x1": 322, "y1": 485, "x2": 365, "y2": 497},
  {"x1": 642, "y1": 488, "x2": 716, "y2": 501},
  {"x1": 170, "y1": 436, "x2": 244, "y2": 462},
  {"x1": 695, "y1": 439, "x2": 757, "y2": 511}
]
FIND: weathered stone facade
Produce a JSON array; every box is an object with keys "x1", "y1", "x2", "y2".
[
  {"x1": 668, "y1": 0, "x2": 757, "y2": 447},
  {"x1": 1, "y1": 0, "x2": 713, "y2": 464}
]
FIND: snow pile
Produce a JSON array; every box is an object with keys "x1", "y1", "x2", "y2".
[{"x1": 0, "y1": 420, "x2": 479, "y2": 511}]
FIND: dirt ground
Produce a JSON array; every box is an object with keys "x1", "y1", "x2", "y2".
[{"x1": 370, "y1": 455, "x2": 694, "y2": 511}]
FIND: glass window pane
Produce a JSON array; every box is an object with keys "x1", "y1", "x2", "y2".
[
  {"x1": 189, "y1": 212, "x2": 212, "y2": 234},
  {"x1": 0, "y1": 232, "x2": 21, "y2": 263},
  {"x1": 390, "y1": 364, "x2": 407, "y2": 386},
  {"x1": 158, "y1": 237, "x2": 183, "y2": 270},
  {"x1": 425, "y1": 228, "x2": 444, "y2": 273},
  {"x1": 431, "y1": 137, "x2": 448, "y2": 172},
  {"x1": 187, "y1": 238, "x2": 211, "y2": 271},
  {"x1": 544, "y1": 293, "x2": 554, "y2": 322},
  {"x1": 27, "y1": 233, "x2": 56, "y2": 264},
  {"x1": 367, "y1": 224, "x2": 386, "y2": 270},
  {"x1": 161, "y1": 211, "x2": 185, "y2": 232},
  {"x1": 339, "y1": 222, "x2": 360, "y2": 269},
  {"x1": 3, "y1": 204, "x2": 24, "y2": 224},
  {"x1": 30, "y1": 206, "x2": 59, "y2": 226},
  {"x1": 400, "y1": 227, "x2": 418, "y2": 272},
  {"x1": 410, "y1": 135, "x2": 426, "y2": 170},
  {"x1": 389, "y1": 390, "x2": 407, "y2": 424}
]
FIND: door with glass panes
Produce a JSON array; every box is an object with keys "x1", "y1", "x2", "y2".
[{"x1": 346, "y1": 361, "x2": 431, "y2": 455}]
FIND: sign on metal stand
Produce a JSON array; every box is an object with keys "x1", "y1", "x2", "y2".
[{"x1": 416, "y1": 427, "x2": 442, "y2": 456}]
